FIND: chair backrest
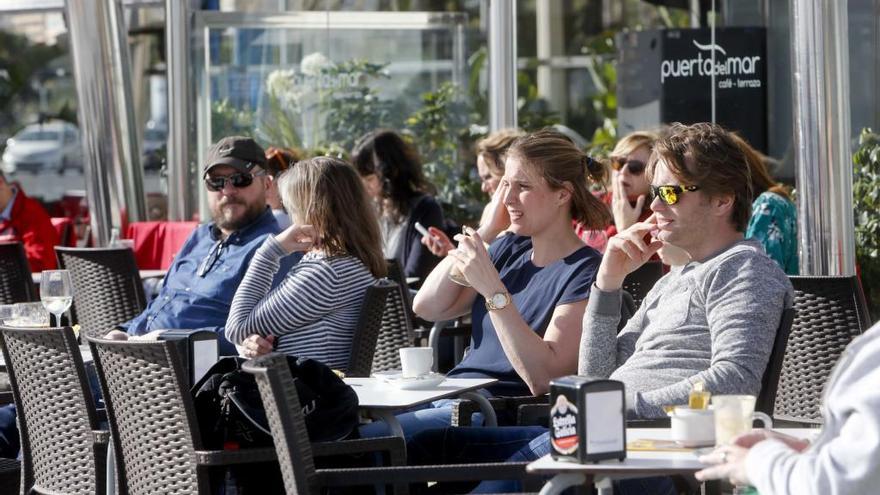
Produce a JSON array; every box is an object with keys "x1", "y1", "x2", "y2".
[
  {"x1": 56, "y1": 246, "x2": 147, "y2": 338},
  {"x1": 0, "y1": 242, "x2": 37, "y2": 304},
  {"x1": 242, "y1": 354, "x2": 319, "y2": 495},
  {"x1": 51, "y1": 217, "x2": 76, "y2": 247},
  {"x1": 371, "y1": 260, "x2": 416, "y2": 373},
  {"x1": 773, "y1": 276, "x2": 871, "y2": 421},
  {"x1": 755, "y1": 306, "x2": 795, "y2": 415},
  {"x1": 125, "y1": 221, "x2": 199, "y2": 270},
  {"x1": 87, "y1": 337, "x2": 207, "y2": 495},
  {"x1": 0, "y1": 325, "x2": 105, "y2": 494},
  {"x1": 622, "y1": 260, "x2": 664, "y2": 308},
  {"x1": 346, "y1": 279, "x2": 396, "y2": 377}
]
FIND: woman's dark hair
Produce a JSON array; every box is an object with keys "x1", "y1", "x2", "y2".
[
  {"x1": 277, "y1": 156, "x2": 386, "y2": 277},
  {"x1": 506, "y1": 129, "x2": 612, "y2": 229},
  {"x1": 350, "y1": 129, "x2": 431, "y2": 223}
]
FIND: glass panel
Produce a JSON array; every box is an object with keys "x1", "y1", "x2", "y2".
[
  {"x1": 194, "y1": 10, "x2": 482, "y2": 219},
  {"x1": 0, "y1": 11, "x2": 89, "y2": 242}
]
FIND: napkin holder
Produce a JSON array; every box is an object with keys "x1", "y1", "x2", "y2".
[
  {"x1": 158, "y1": 329, "x2": 218, "y2": 386},
  {"x1": 549, "y1": 376, "x2": 626, "y2": 463}
]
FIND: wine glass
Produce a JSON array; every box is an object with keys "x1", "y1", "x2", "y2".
[{"x1": 41, "y1": 270, "x2": 73, "y2": 327}]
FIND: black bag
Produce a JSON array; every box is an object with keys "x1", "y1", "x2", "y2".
[{"x1": 193, "y1": 355, "x2": 360, "y2": 450}]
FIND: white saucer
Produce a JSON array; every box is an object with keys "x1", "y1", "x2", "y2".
[{"x1": 373, "y1": 371, "x2": 447, "y2": 390}]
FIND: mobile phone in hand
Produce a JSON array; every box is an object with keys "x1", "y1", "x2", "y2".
[{"x1": 414, "y1": 221, "x2": 439, "y2": 241}]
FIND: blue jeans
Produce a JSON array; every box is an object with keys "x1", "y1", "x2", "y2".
[
  {"x1": 358, "y1": 398, "x2": 486, "y2": 443},
  {"x1": 409, "y1": 428, "x2": 677, "y2": 495},
  {"x1": 0, "y1": 404, "x2": 18, "y2": 459}
]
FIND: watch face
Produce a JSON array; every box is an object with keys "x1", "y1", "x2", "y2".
[{"x1": 491, "y1": 293, "x2": 507, "y2": 308}]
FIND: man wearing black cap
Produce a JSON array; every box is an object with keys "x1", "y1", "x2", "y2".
[{"x1": 115, "y1": 136, "x2": 298, "y2": 355}]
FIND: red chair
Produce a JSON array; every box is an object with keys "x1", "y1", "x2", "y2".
[
  {"x1": 49, "y1": 217, "x2": 77, "y2": 247},
  {"x1": 125, "y1": 221, "x2": 198, "y2": 270}
]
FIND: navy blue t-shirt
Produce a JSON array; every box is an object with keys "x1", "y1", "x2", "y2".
[{"x1": 447, "y1": 234, "x2": 601, "y2": 396}]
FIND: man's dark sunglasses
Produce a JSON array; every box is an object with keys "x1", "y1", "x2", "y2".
[
  {"x1": 204, "y1": 171, "x2": 265, "y2": 192},
  {"x1": 611, "y1": 158, "x2": 646, "y2": 175},
  {"x1": 650, "y1": 184, "x2": 700, "y2": 205}
]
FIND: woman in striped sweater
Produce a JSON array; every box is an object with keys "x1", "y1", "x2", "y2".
[{"x1": 226, "y1": 156, "x2": 386, "y2": 370}]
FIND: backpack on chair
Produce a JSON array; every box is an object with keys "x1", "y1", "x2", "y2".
[{"x1": 193, "y1": 355, "x2": 359, "y2": 493}]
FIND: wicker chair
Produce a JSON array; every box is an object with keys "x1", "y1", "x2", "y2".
[
  {"x1": 622, "y1": 260, "x2": 664, "y2": 308},
  {"x1": 0, "y1": 242, "x2": 37, "y2": 305},
  {"x1": 773, "y1": 276, "x2": 871, "y2": 423},
  {"x1": 371, "y1": 260, "x2": 417, "y2": 373},
  {"x1": 55, "y1": 246, "x2": 147, "y2": 338},
  {"x1": 243, "y1": 353, "x2": 536, "y2": 494},
  {"x1": 346, "y1": 279, "x2": 397, "y2": 377},
  {"x1": 0, "y1": 325, "x2": 109, "y2": 494},
  {"x1": 86, "y1": 336, "x2": 276, "y2": 495}
]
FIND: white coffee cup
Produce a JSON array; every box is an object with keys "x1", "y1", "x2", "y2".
[
  {"x1": 399, "y1": 347, "x2": 433, "y2": 378},
  {"x1": 669, "y1": 406, "x2": 715, "y2": 447}
]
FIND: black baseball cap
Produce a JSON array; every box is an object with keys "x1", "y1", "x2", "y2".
[{"x1": 203, "y1": 136, "x2": 267, "y2": 176}]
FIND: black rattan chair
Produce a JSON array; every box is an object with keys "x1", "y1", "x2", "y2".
[
  {"x1": 55, "y1": 246, "x2": 147, "y2": 338},
  {"x1": 773, "y1": 276, "x2": 871, "y2": 423},
  {"x1": 622, "y1": 260, "x2": 664, "y2": 308},
  {"x1": 243, "y1": 353, "x2": 535, "y2": 494},
  {"x1": 372, "y1": 260, "x2": 417, "y2": 373},
  {"x1": 0, "y1": 242, "x2": 37, "y2": 305},
  {"x1": 86, "y1": 336, "x2": 277, "y2": 495},
  {"x1": 346, "y1": 279, "x2": 397, "y2": 377},
  {"x1": 0, "y1": 325, "x2": 109, "y2": 494}
]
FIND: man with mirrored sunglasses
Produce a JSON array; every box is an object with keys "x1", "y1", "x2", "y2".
[
  {"x1": 406, "y1": 123, "x2": 793, "y2": 495},
  {"x1": 114, "y1": 136, "x2": 298, "y2": 355}
]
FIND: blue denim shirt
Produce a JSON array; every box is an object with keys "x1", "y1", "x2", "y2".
[{"x1": 119, "y1": 208, "x2": 299, "y2": 355}]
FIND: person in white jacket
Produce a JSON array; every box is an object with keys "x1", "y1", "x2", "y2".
[{"x1": 696, "y1": 321, "x2": 880, "y2": 494}]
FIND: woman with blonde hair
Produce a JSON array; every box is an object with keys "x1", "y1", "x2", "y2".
[
  {"x1": 361, "y1": 129, "x2": 609, "y2": 440},
  {"x1": 226, "y1": 156, "x2": 386, "y2": 370},
  {"x1": 603, "y1": 130, "x2": 658, "y2": 237}
]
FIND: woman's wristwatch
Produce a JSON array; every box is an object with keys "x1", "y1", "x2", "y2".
[{"x1": 485, "y1": 290, "x2": 511, "y2": 311}]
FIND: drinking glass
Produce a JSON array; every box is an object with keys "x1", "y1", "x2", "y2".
[
  {"x1": 448, "y1": 226, "x2": 471, "y2": 287},
  {"x1": 41, "y1": 270, "x2": 73, "y2": 327},
  {"x1": 0, "y1": 304, "x2": 15, "y2": 325},
  {"x1": 9, "y1": 302, "x2": 50, "y2": 328},
  {"x1": 712, "y1": 395, "x2": 773, "y2": 495}
]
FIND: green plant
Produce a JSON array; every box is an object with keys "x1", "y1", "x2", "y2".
[
  {"x1": 320, "y1": 60, "x2": 393, "y2": 152},
  {"x1": 211, "y1": 98, "x2": 255, "y2": 141},
  {"x1": 853, "y1": 128, "x2": 880, "y2": 319},
  {"x1": 405, "y1": 82, "x2": 473, "y2": 214},
  {"x1": 580, "y1": 31, "x2": 618, "y2": 158}
]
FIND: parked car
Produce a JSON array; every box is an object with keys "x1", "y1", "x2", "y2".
[{"x1": 1, "y1": 121, "x2": 83, "y2": 175}]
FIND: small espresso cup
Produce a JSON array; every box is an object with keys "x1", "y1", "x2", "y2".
[
  {"x1": 399, "y1": 347, "x2": 433, "y2": 378},
  {"x1": 712, "y1": 395, "x2": 773, "y2": 445},
  {"x1": 669, "y1": 406, "x2": 715, "y2": 447}
]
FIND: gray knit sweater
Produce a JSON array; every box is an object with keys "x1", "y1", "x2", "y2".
[{"x1": 579, "y1": 240, "x2": 793, "y2": 418}]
